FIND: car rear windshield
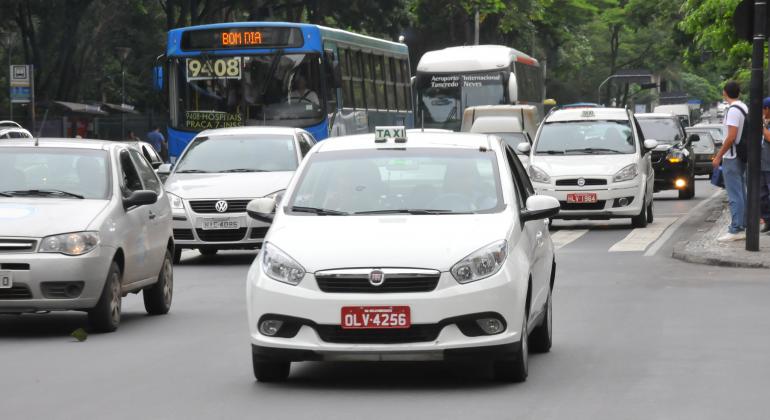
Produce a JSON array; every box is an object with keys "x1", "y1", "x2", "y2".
[
  {"x1": 174, "y1": 135, "x2": 298, "y2": 173},
  {"x1": 637, "y1": 118, "x2": 682, "y2": 144},
  {"x1": 0, "y1": 147, "x2": 111, "y2": 199},
  {"x1": 535, "y1": 120, "x2": 636, "y2": 155},
  {"x1": 287, "y1": 148, "x2": 505, "y2": 215}
]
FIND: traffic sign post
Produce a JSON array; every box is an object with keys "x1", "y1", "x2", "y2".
[{"x1": 9, "y1": 64, "x2": 34, "y2": 132}]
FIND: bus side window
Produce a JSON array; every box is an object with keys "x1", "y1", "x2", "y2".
[
  {"x1": 351, "y1": 51, "x2": 365, "y2": 109},
  {"x1": 385, "y1": 57, "x2": 396, "y2": 111},
  {"x1": 339, "y1": 48, "x2": 354, "y2": 109},
  {"x1": 399, "y1": 59, "x2": 411, "y2": 111},
  {"x1": 374, "y1": 55, "x2": 386, "y2": 110},
  {"x1": 362, "y1": 53, "x2": 376, "y2": 110},
  {"x1": 324, "y1": 49, "x2": 339, "y2": 113}
]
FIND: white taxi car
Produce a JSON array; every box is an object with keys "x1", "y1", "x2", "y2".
[
  {"x1": 526, "y1": 108, "x2": 657, "y2": 227},
  {"x1": 245, "y1": 127, "x2": 560, "y2": 382}
]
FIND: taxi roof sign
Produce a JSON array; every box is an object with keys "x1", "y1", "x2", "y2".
[{"x1": 374, "y1": 126, "x2": 407, "y2": 143}]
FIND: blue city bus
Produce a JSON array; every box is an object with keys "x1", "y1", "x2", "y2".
[{"x1": 164, "y1": 22, "x2": 413, "y2": 158}]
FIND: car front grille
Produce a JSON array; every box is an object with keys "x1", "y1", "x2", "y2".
[
  {"x1": 559, "y1": 200, "x2": 606, "y2": 211},
  {"x1": 555, "y1": 178, "x2": 607, "y2": 186},
  {"x1": 189, "y1": 200, "x2": 250, "y2": 214},
  {"x1": 314, "y1": 324, "x2": 441, "y2": 343},
  {"x1": 0, "y1": 285, "x2": 32, "y2": 300},
  {"x1": 249, "y1": 227, "x2": 269, "y2": 240},
  {"x1": 195, "y1": 228, "x2": 247, "y2": 242},
  {"x1": 173, "y1": 229, "x2": 194, "y2": 241},
  {"x1": 315, "y1": 273, "x2": 440, "y2": 293},
  {"x1": 0, "y1": 239, "x2": 37, "y2": 253}
]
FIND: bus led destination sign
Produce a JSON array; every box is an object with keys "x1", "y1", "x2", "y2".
[{"x1": 182, "y1": 27, "x2": 304, "y2": 50}]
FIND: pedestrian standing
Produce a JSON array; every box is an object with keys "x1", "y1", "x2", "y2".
[
  {"x1": 146, "y1": 126, "x2": 166, "y2": 156},
  {"x1": 761, "y1": 97, "x2": 770, "y2": 234},
  {"x1": 127, "y1": 130, "x2": 140, "y2": 141},
  {"x1": 713, "y1": 81, "x2": 748, "y2": 242}
]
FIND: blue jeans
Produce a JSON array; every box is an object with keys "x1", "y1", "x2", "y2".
[
  {"x1": 761, "y1": 171, "x2": 770, "y2": 222},
  {"x1": 722, "y1": 157, "x2": 746, "y2": 233}
]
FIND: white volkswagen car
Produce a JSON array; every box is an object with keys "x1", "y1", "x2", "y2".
[
  {"x1": 526, "y1": 108, "x2": 657, "y2": 227},
  {"x1": 160, "y1": 127, "x2": 315, "y2": 262},
  {"x1": 245, "y1": 127, "x2": 560, "y2": 382}
]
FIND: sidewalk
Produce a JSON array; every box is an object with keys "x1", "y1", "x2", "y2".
[{"x1": 672, "y1": 191, "x2": 770, "y2": 269}]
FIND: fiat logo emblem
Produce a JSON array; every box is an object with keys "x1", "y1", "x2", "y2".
[
  {"x1": 369, "y1": 270, "x2": 385, "y2": 286},
  {"x1": 577, "y1": 178, "x2": 586, "y2": 187},
  {"x1": 214, "y1": 200, "x2": 228, "y2": 213}
]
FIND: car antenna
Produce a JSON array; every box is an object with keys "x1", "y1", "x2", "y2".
[
  {"x1": 421, "y1": 110, "x2": 424, "y2": 132},
  {"x1": 35, "y1": 107, "x2": 50, "y2": 146}
]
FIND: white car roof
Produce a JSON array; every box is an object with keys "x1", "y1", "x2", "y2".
[
  {"x1": 197, "y1": 126, "x2": 302, "y2": 137},
  {"x1": 546, "y1": 107, "x2": 629, "y2": 122},
  {"x1": 0, "y1": 137, "x2": 124, "y2": 151},
  {"x1": 635, "y1": 113, "x2": 678, "y2": 119},
  {"x1": 417, "y1": 45, "x2": 537, "y2": 73},
  {"x1": 470, "y1": 116, "x2": 523, "y2": 134},
  {"x1": 315, "y1": 132, "x2": 495, "y2": 153}
]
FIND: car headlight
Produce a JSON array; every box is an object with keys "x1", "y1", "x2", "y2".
[
  {"x1": 613, "y1": 163, "x2": 638, "y2": 182},
  {"x1": 39, "y1": 232, "x2": 100, "y2": 256},
  {"x1": 261, "y1": 242, "x2": 305, "y2": 285},
  {"x1": 528, "y1": 165, "x2": 551, "y2": 183},
  {"x1": 450, "y1": 240, "x2": 507, "y2": 284},
  {"x1": 167, "y1": 192, "x2": 184, "y2": 209}
]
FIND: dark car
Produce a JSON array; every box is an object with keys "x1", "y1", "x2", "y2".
[
  {"x1": 636, "y1": 113, "x2": 698, "y2": 199},
  {"x1": 685, "y1": 127, "x2": 717, "y2": 176}
]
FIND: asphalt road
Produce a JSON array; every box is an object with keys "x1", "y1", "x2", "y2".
[{"x1": 3, "y1": 179, "x2": 769, "y2": 420}]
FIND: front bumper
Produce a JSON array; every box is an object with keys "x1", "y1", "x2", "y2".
[
  {"x1": 533, "y1": 177, "x2": 646, "y2": 218},
  {"x1": 652, "y1": 161, "x2": 692, "y2": 191},
  {"x1": 0, "y1": 246, "x2": 114, "y2": 313},
  {"x1": 246, "y1": 267, "x2": 527, "y2": 361},
  {"x1": 171, "y1": 200, "x2": 270, "y2": 249}
]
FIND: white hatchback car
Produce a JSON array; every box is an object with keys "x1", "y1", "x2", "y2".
[
  {"x1": 527, "y1": 108, "x2": 657, "y2": 227},
  {"x1": 245, "y1": 127, "x2": 560, "y2": 382}
]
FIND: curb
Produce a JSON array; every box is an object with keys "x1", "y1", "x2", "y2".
[{"x1": 672, "y1": 191, "x2": 770, "y2": 269}]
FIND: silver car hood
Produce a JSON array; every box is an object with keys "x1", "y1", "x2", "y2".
[
  {"x1": 0, "y1": 199, "x2": 109, "y2": 238},
  {"x1": 165, "y1": 172, "x2": 294, "y2": 200}
]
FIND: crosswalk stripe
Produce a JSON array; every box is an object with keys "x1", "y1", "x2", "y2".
[
  {"x1": 608, "y1": 217, "x2": 678, "y2": 252},
  {"x1": 551, "y1": 229, "x2": 589, "y2": 250}
]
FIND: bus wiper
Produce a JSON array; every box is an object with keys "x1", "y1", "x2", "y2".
[
  {"x1": 290, "y1": 206, "x2": 348, "y2": 216},
  {"x1": 3, "y1": 189, "x2": 84, "y2": 199},
  {"x1": 354, "y1": 209, "x2": 461, "y2": 215},
  {"x1": 176, "y1": 169, "x2": 209, "y2": 173},
  {"x1": 565, "y1": 148, "x2": 623, "y2": 154},
  {"x1": 218, "y1": 168, "x2": 269, "y2": 173}
]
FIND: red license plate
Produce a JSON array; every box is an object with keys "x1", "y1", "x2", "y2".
[
  {"x1": 566, "y1": 192, "x2": 598, "y2": 203},
  {"x1": 341, "y1": 306, "x2": 411, "y2": 329}
]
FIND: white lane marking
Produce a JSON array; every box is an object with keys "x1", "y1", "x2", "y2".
[
  {"x1": 609, "y1": 217, "x2": 677, "y2": 252},
  {"x1": 551, "y1": 229, "x2": 589, "y2": 250},
  {"x1": 643, "y1": 190, "x2": 723, "y2": 256}
]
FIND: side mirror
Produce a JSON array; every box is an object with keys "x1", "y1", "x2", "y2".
[
  {"x1": 247, "y1": 197, "x2": 276, "y2": 223},
  {"x1": 124, "y1": 190, "x2": 158, "y2": 209},
  {"x1": 507, "y1": 72, "x2": 518, "y2": 104},
  {"x1": 521, "y1": 195, "x2": 560, "y2": 223},
  {"x1": 157, "y1": 163, "x2": 172, "y2": 175},
  {"x1": 150, "y1": 161, "x2": 163, "y2": 170},
  {"x1": 643, "y1": 139, "x2": 659, "y2": 150},
  {"x1": 516, "y1": 142, "x2": 532, "y2": 154}
]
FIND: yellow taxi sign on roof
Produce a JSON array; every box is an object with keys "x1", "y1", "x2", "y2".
[{"x1": 374, "y1": 126, "x2": 407, "y2": 143}]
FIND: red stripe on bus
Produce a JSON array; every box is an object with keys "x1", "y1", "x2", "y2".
[{"x1": 516, "y1": 56, "x2": 538, "y2": 66}]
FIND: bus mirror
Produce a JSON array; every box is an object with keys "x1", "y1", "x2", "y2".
[
  {"x1": 153, "y1": 65, "x2": 164, "y2": 91},
  {"x1": 508, "y1": 72, "x2": 517, "y2": 104},
  {"x1": 325, "y1": 50, "x2": 342, "y2": 88}
]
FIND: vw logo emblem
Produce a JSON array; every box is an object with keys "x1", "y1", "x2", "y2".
[
  {"x1": 369, "y1": 270, "x2": 385, "y2": 286},
  {"x1": 577, "y1": 178, "x2": 586, "y2": 187},
  {"x1": 214, "y1": 200, "x2": 228, "y2": 213}
]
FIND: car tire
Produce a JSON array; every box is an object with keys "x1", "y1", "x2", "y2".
[
  {"x1": 679, "y1": 174, "x2": 695, "y2": 199},
  {"x1": 88, "y1": 261, "x2": 122, "y2": 333},
  {"x1": 252, "y1": 356, "x2": 290, "y2": 382},
  {"x1": 143, "y1": 249, "x2": 174, "y2": 315},
  {"x1": 200, "y1": 248, "x2": 218, "y2": 256},
  {"x1": 529, "y1": 289, "x2": 553, "y2": 353},
  {"x1": 173, "y1": 247, "x2": 182, "y2": 264},
  {"x1": 493, "y1": 315, "x2": 528, "y2": 382},
  {"x1": 646, "y1": 199, "x2": 654, "y2": 224},
  {"x1": 631, "y1": 199, "x2": 648, "y2": 228}
]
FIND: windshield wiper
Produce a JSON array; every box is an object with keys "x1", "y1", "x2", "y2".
[
  {"x1": 260, "y1": 49, "x2": 284, "y2": 96},
  {"x1": 3, "y1": 189, "x2": 84, "y2": 199},
  {"x1": 176, "y1": 169, "x2": 209, "y2": 173},
  {"x1": 290, "y1": 206, "x2": 348, "y2": 216},
  {"x1": 537, "y1": 150, "x2": 565, "y2": 155},
  {"x1": 564, "y1": 148, "x2": 624, "y2": 154},
  {"x1": 0, "y1": 192, "x2": 12, "y2": 197},
  {"x1": 218, "y1": 169, "x2": 269, "y2": 173},
  {"x1": 354, "y1": 209, "x2": 464, "y2": 215}
]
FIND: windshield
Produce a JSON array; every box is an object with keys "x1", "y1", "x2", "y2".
[
  {"x1": 637, "y1": 118, "x2": 682, "y2": 144},
  {"x1": 535, "y1": 121, "x2": 636, "y2": 155},
  {"x1": 173, "y1": 53, "x2": 323, "y2": 131},
  {"x1": 492, "y1": 133, "x2": 529, "y2": 154},
  {"x1": 0, "y1": 148, "x2": 110, "y2": 199},
  {"x1": 417, "y1": 72, "x2": 506, "y2": 131},
  {"x1": 287, "y1": 149, "x2": 504, "y2": 215},
  {"x1": 175, "y1": 135, "x2": 298, "y2": 173}
]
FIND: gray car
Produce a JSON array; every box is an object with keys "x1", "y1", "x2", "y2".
[{"x1": 0, "y1": 138, "x2": 174, "y2": 332}]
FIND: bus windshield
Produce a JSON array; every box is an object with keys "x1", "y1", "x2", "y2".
[
  {"x1": 417, "y1": 72, "x2": 506, "y2": 131},
  {"x1": 173, "y1": 53, "x2": 323, "y2": 131}
]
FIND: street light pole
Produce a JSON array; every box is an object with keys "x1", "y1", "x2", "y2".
[
  {"x1": 115, "y1": 47, "x2": 131, "y2": 140},
  {"x1": 745, "y1": 0, "x2": 766, "y2": 251}
]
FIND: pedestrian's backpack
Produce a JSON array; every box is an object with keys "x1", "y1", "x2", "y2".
[{"x1": 728, "y1": 105, "x2": 749, "y2": 163}]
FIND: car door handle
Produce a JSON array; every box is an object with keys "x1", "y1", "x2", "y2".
[{"x1": 148, "y1": 211, "x2": 156, "y2": 220}]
